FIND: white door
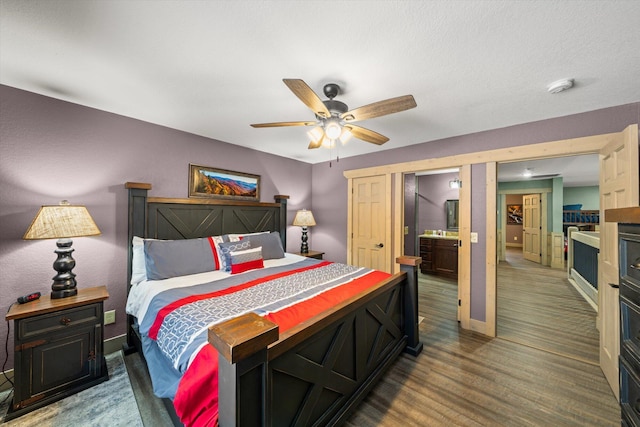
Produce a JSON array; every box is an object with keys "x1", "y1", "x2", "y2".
[
  {"x1": 522, "y1": 194, "x2": 542, "y2": 263},
  {"x1": 351, "y1": 175, "x2": 390, "y2": 271},
  {"x1": 599, "y1": 124, "x2": 639, "y2": 399}
]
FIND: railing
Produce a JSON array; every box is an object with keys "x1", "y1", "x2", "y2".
[
  {"x1": 566, "y1": 226, "x2": 599, "y2": 310},
  {"x1": 563, "y1": 209, "x2": 600, "y2": 231}
]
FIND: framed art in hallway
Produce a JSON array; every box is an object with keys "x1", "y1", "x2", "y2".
[
  {"x1": 188, "y1": 164, "x2": 260, "y2": 201},
  {"x1": 507, "y1": 204, "x2": 523, "y2": 224}
]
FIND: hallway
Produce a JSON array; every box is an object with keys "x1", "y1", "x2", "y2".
[{"x1": 497, "y1": 247, "x2": 599, "y2": 364}]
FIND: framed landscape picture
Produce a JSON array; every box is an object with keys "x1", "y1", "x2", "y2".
[{"x1": 189, "y1": 164, "x2": 260, "y2": 201}]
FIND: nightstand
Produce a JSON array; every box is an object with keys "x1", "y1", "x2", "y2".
[
  {"x1": 294, "y1": 250, "x2": 324, "y2": 260},
  {"x1": 5, "y1": 286, "x2": 109, "y2": 421}
]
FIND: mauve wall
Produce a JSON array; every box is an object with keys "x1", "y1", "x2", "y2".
[
  {"x1": 310, "y1": 102, "x2": 639, "y2": 323},
  {"x1": 0, "y1": 85, "x2": 312, "y2": 368},
  {"x1": 417, "y1": 172, "x2": 460, "y2": 234}
]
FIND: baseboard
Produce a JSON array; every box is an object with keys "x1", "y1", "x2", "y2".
[
  {"x1": 0, "y1": 369, "x2": 13, "y2": 393},
  {"x1": 1, "y1": 335, "x2": 127, "y2": 393},
  {"x1": 105, "y1": 334, "x2": 127, "y2": 355},
  {"x1": 506, "y1": 243, "x2": 523, "y2": 248}
]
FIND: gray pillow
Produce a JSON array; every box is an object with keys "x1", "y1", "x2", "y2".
[
  {"x1": 144, "y1": 238, "x2": 217, "y2": 280},
  {"x1": 243, "y1": 231, "x2": 285, "y2": 260}
]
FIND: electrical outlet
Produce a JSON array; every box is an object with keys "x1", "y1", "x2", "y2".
[
  {"x1": 104, "y1": 310, "x2": 116, "y2": 325},
  {"x1": 470, "y1": 232, "x2": 478, "y2": 243},
  {"x1": 514, "y1": 236, "x2": 518, "y2": 241},
  {"x1": 404, "y1": 226, "x2": 409, "y2": 235}
]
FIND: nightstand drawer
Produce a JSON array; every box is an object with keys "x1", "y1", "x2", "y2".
[{"x1": 18, "y1": 303, "x2": 101, "y2": 341}]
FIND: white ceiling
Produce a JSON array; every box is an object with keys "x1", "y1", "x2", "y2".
[
  {"x1": 1, "y1": 1, "x2": 639, "y2": 179},
  {"x1": 497, "y1": 154, "x2": 599, "y2": 187}
]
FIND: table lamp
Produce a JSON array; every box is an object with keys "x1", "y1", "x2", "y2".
[
  {"x1": 292, "y1": 209, "x2": 316, "y2": 253},
  {"x1": 23, "y1": 200, "x2": 101, "y2": 299}
]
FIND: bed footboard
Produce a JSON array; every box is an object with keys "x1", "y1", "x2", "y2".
[{"x1": 210, "y1": 256, "x2": 422, "y2": 426}]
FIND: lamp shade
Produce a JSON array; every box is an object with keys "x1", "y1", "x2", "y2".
[
  {"x1": 23, "y1": 201, "x2": 101, "y2": 299},
  {"x1": 23, "y1": 203, "x2": 101, "y2": 240},
  {"x1": 292, "y1": 209, "x2": 316, "y2": 227}
]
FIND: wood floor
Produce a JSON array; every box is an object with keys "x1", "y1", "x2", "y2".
[
  {"x1": 345, "y1": 266, "x2": 618, "y2": 426},
  {"x1": 127, "y1": 256, "x2": 619, "y2": 426},
  {"x1": 497, "y1": 247, "x2": 600, "y2": 365}
]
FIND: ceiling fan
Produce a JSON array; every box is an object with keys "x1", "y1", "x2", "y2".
[{"x1": 250, "y1": 79, "x2": 417, "y2": 149}]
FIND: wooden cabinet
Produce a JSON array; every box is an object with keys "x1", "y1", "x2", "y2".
[
  {"x1": 619, "y1": 224, "x2": 640, "y2": 426},
  {"x1": 419, "y1": 237, "x2": 458, "y2": 279},
  {"x1": 5, "y1": 286, "x2": 109, "y2": 421}
]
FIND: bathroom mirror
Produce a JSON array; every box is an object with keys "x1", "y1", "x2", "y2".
[{"x1": 446, "y1": 199, "x2": 459, "y2": 231}]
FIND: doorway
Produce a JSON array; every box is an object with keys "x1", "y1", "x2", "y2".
[
  {"x1": 496, "y1": 155, "x2": 600, "y2": 363},
  {"x1": 406, "y1": 169, "x2": 461, "y2": 322}
]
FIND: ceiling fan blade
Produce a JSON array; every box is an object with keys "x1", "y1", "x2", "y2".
[
  {"x1": 250, "y1": 121, "x2": 316, "y2": 128},
  {"x1": 283, "y1": 79, "x2": 331, "y2": 119},
  {"x1": 345, "y1": 125, "x2": 389, "y2": 145},
  {"x1": 341, "y1": 95, "x2": 416, "y2": 122}
]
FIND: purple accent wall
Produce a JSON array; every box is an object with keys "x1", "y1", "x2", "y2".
[
  {"x1": 417, "y1": 172, "x2": 460, "y2": 234},
  {"x1": 0, "y1": 85, "x2": 312, "y2": 369},
  {"x1": 2, "y1": 83, "x2": 638, "y2": 369}
]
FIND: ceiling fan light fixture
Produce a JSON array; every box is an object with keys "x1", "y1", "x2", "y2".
[
  {"x1": 307, "y1": 126, "x2": 324, "y2": 143},
  {"x1": 324, "y1": 120, "x2": 342, "y2": 140},
  {"x1": 339, "y1": 127, "x2": 353, "y2": 144}
]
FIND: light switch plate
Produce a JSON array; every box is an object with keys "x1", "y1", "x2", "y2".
[{"x1": 470, "y1": 232, "x2": 478, "y2": 243}]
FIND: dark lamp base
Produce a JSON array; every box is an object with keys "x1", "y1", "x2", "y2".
[
  {"x1": 51, "y1": 239, "x2": 78, "y2": 299},
  {"x1": 300, "y1": 226, "x2": 309, "y2": 253},
  {"x1": 51, "y1": 288, "x2": 78, "y2": 299}
]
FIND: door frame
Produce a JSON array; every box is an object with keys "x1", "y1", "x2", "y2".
[{"x1": 344, "y1": 127, "x2": 637, "y2": 337}]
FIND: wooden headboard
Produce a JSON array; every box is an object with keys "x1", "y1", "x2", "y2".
[{"x1": 125, "y1": 182, "x2": 289, "y2": 293}]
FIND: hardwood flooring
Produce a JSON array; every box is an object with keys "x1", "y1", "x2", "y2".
[
  {"x1": 497, "y1": 247, "x2": 599, "y2": 364},
  {"x1": 345, "y1": 269, "x2": 618, "y2": 426}
]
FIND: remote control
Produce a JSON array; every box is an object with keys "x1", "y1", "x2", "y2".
[{"x1": 17, "y1": 292, "x2": 41, "y2": 304}]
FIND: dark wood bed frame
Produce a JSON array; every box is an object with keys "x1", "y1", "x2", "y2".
[{"x1": 125, "y1": 182, "x2": 422, "y2": 426}]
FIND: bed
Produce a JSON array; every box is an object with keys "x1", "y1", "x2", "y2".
[{"x1": 124, "y1": 182, "x2": 422, "y2": 426}]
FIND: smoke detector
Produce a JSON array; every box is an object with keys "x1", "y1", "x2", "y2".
[{"x1": 547, "y1": 78, "x2": 574, "y2": 94}]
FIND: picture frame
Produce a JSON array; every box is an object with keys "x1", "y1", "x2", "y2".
[
  {"x1": 507, "y1": 204, "x2": 523, "y2": 225},
  {"x1": 189, "y1": 164, "x2": 260, "y2": 201}
]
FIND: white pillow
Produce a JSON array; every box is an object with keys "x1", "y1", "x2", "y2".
[{"x1": 131, "y1": 236, "x2": 147, "y2": 285}]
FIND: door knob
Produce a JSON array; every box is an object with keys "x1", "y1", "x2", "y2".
[{"x1": 375, "y1": 243, "x2": 384, "y2": 248}]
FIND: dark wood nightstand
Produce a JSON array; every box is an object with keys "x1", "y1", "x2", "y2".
[
  {"x1": 293, "y1": 250, "x2": 324, "y2": 260},
  {"x1": 5, "y1": 286, "x2": 109, "y2": 421}
]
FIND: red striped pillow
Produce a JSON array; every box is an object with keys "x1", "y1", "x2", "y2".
[{"x1": 229, "y1": 246, "x2": 264, "y2": 274}]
